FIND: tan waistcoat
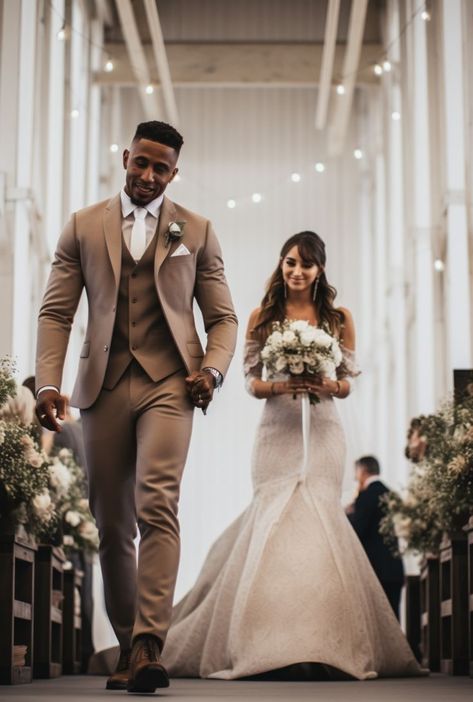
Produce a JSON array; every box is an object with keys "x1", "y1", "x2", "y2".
[{"x1": 102, "y1": 232, "x2": 183, "y2": 389}]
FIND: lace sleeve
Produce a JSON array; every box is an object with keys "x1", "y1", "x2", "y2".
[
  {"x1": 336, "y1": 346, "x2": 361, "y2": 393},
  {"x1": 243, "y1": 338, "x2": 264, "y2": 396}
]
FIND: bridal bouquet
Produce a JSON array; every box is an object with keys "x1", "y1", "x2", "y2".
[{"x1": 260, "y1": 319, "x2": 343, "y2": 403}]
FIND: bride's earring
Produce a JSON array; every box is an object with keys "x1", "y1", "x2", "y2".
[
  {"x1": 313, "y1": 277, "x2": 319, "y2": 301},
  {"x1": 284, "y1": 281, "x2": 288, "y2": 299}
]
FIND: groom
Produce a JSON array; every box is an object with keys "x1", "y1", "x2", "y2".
[{"x1": 35, "y1": 121, "x2": 237, "y2": 692}]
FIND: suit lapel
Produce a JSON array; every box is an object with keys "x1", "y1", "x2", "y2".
[
  {"x1": 103, "y1": 194, "x2": 122, "y2": 289},
  {"x1": 154, "y1": 196, "x2": 177, "y2": 273}
]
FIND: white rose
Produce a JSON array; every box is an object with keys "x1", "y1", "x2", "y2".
[
  {"x1": 58, "y1": 448, "x2": 71, "y2": 460},
  {"x1": 33, "y1": 490, "x2": 53, "y2": 521},
  {"x1": 268, "y1": 331, "x2": 283, "y2": 347},
  {"x1": 27, "y1": 450, "x2": 43, "y2": 468},
  {"x1": 288, "y1": 359, "x2": 304, "y2": 375},
  {"x1": 169, "y1": 222, "x2": 181, "y2": 233},
  {"x1": 290, "y1": 320, "x2": 309, "y2": 333},
  {"x1": 21, "y1": 434, "x2": 34, "y2": 449},
  {"x1": 63, "y1": 535, "x2": 75, "y2": 546},
  {"x1": 282, "y1": 330, "x2": 296, "y2": 345},
  {"x1": 65, "y1": 510, "x2": 81, "y2": 527},
  {"x1": 275, "y1": 356, "x2": 288, "y2": 372},
  {"x1": 300, "y1": 329, "x2": 317, "y2": 346},
  {"x1": 79, "y1": 520, "x2": 99, "y2": 543},
  {"x1": 79, "y1": 498, "x2": 89, "y2": 510},
  {"x1": 49, "y1": 460, "x2": 72, "y2": 494},
  {"x1": 313, "y1": 329, "x2": 332, "y2": 348}
]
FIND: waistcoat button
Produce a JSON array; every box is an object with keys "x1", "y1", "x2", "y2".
[{"x1": 104, "y1": 345, "x2": 109, "y2": 352}]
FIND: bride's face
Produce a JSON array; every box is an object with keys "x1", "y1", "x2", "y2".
[{"x1": 281, "y1": 245, "x2": 320, "y2": 294}]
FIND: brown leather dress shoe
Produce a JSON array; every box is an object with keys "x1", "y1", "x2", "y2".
[
  {"x1": 127, "y1": 635, "x2": 169, "y2": 693},
  {"x1": 106, "y1": 648, "x2": 131, "y2": 690}
]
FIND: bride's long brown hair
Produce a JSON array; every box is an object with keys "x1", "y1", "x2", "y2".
[{"x1": 253, "y1": 231, "x2": 344, "y2": 340}]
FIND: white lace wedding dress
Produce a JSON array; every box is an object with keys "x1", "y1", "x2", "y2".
[{"x1": 162, "y1": 337, "x2": 424, "y2": 680}]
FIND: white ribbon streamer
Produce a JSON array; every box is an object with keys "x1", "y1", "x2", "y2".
[{"x1": 298, "y1": 393, "x2": 311, "y2": 484}]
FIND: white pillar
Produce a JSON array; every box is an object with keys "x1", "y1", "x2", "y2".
[{"x1": 441, "y1": 0, "x2": 472, "y2": 375}]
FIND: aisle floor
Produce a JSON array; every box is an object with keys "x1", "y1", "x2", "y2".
[{"x1": 0, "y1": 674, "x2": 472, "y2": 702}]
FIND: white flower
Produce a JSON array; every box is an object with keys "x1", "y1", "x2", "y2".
[
  {"x1": 288, "y1": 359, "x2": 304, "y2": 375},
  {"x1": 169, "y1": 222, "x2": 181, "y2": 234},
  {"x1": 268, "y1": 331, "x2": 283, "y2": 347},
  {"x1": 79, "y1": 498, "x2": 89, "y2": 510},
  {"x1": 275, "y1": 356, "x2": 288, "y2": 372},
  {"x1": 65, "y1": 510, "x2": 81, "y2": 527},
  {"x1": 290, "y1": 320, "x2": 310, "y2": 333},
  {"x1": 33, "y1": 490, "x2": 53, "y2": 521},
  {"x1": 282, "y1": 330, "x2": 296, "y2": 345},
  {"x1": 21, "y1": 434, "x2": 34, "y2": 450},
  {"x1": 63, "y1": 535, "x2": 75, "y2": 546},
  {"x1": 79, "y1": 520, "x2": 99, "y2": 543},
  {"x1": 313, "y1": 329, "x2": 333, "y2": 348},
  {"x1": 300, "y1": 329, "x2": 317, "y2": 346},
  {"x1": 0, "y1": 423, "x2": 5, "y2": 446},
  {"x1": 393, "y1": 515, "x2": 412, "y2": 539},
  {"x1": 49, "y1": 459, "x2": 72, "y2": 495},
  {"x1": 58, "y1": 448, "x2": 71, "y2": 460},
  {"x1": 26, "y1": 449, "x2": 43, "y2": 468}
]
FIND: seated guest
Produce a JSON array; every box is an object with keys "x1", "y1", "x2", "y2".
[{"x1": 347, "y1": 455, "x2": 404, "y2": 619}]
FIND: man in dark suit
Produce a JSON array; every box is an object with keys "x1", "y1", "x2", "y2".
[{"x1": 347, "y1": 455, "x2": 404, "y2": 619}]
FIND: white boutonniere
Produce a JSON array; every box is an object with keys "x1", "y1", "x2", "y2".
[{"x1": 164, "y1": 221, "x2": 186, "y2": 247}]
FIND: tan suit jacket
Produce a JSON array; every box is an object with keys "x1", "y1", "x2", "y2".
[{"x1": 36, "y1": 194, "x2": 238, "y2": 409}]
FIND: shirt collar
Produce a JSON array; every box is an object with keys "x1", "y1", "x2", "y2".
[
  {"x1": 120, "y1": 188, "x2": 164, "y2": 219},
  {"x1": 364, "y1": 475, "x2": 381, "y2": 489}
]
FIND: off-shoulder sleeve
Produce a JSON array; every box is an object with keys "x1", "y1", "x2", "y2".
[
  {"x1": 243, "y1": 338, "x2": 264, "y2": 396},
  {"x1": 336, "y1": 346, "x2": 361, "y2": 393}
]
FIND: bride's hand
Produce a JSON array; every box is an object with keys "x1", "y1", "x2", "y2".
[
  {"x1": 299, "y1": 375, "x2": 338, "y2": 397},
  {"x1": 271, "y1": 377, "x2": 311, "y2": 395}
]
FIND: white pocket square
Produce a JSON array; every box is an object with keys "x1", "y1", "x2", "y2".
[{"x1": 170, "y1": 243, "x2": 191, "y2": 257}]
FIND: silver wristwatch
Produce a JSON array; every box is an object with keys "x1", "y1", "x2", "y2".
[{"x1": 202, "y1": 367, "x2": 223, "y2": 389}]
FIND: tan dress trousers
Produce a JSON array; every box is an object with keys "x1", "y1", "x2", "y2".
[{"x1": 81, "y1": 361, "x2": 194, "y2": 650}]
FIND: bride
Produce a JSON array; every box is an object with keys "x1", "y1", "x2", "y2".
[{"x1": 162, "y1": 230, "x2": 424, "y2": 680}]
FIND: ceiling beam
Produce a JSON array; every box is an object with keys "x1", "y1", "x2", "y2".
[
  {"x1": 143, "y1": 0, "x2": 179, "y2": 127},
  {"x1": 114, "y1": 0, "x2": 161, "y2": 119},
  {"x1": 328, "y1": 0, "x2": 369, "y2": 154},
  {"x1": 315, "y1": 0, "x2": 341, "y2": 130},
  {"x1": 95, "y1": 42, "x2": 382, "y2": 86}
]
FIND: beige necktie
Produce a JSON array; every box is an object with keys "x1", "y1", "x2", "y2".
[{"x1": 130, "y1": 207, "x2": 147, "y2": 260}]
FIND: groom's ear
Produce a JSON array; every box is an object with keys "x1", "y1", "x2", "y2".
[{"x1": 123, "y1": 149, "x2": 130, "y2": 170}]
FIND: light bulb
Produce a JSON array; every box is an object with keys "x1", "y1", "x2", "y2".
[
  {"x1": 383, "y1": 60, "x2": 392, "y2": 72},
  {"x1": 145, "y1": 84, "x2": 154, "y2": 95},
  {"x1": 251, "y1": 193, "x2": 262, "y2": 203},
  {"x1": 336, "y1": 84, "x2": 346, "y2": 96},
  {"x1": 57, "y1": 26, "x2": 67, "y2": 40},
  {"x1": 373, "y1": 64, "x2": 383, "y2": 76},
  {"x1": 354, "y1": 149, "x2": 363, "y2": 160},
  {"x1": 173, "y1": 174, "x2": 181, "y2": 182},
  {"x1": 314, "y1": 162, "x2": 325, "y2": 173},
  {"x1": 110, "y1": 143, "x2": 119, "y2": 153},
  {"x1": 291, "y1": 173, "x2": 301, "y2": 183},
  {"x1": 391, "y1": 111, "x2": 401, "y2": 121},
  {"x1": 227, "y1": 199, "x2": 236, "y2": 209},
  {"x1": 70, "y1": 109, "x2": 79, "y2": 119},
  {"x1": 421, "y1": 10, "x2": 431, "y2": 21},
  {"x1": 434, "y1": 259, "x2": 445, "y2": 272},
  {"x1": 105, "y1": 60, "x2": 114, "y2": 72}
]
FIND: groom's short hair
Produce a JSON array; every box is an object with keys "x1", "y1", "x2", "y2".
[
  {"x1": 132, "y1": 121, "x2": 184, "y2": 153},
  {"x1": 356, "y1": 455, "x2": 380, "y2": 475}
]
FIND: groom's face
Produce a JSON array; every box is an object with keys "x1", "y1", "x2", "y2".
[{"x1": 123, "y1": 138, "x2": 179, "y2": 206}]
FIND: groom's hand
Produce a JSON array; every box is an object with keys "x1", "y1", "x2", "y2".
[
  {"x1": 36, "y1": 389, "x2": 67, "y2": 432},
  {"x1": 185, "y1": 370, "x2": 215, "y2": 413}
]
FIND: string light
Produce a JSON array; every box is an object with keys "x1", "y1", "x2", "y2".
[
  {"x1": 336, "y1": 84, "x2": 346, "y2": 96},
  {"x1": 434, "y1": 259, "x2": 445, "y2": 272},
  {"x1": 251, "y1": 193, "x2": 262, "y2": 203},
  {"x1": 382, "y1": 60, "x2": 392, "y2": 72},
  {"x1": 145, "y1": 84, "x2": 154, "y2": 95},
  {"x1": 57, "y1": 25, "x2": 67, "y2": 40},
  {"x1": 373, "y1": 64, "x2": 383, "y2": 76},
  {"x1": 421, "y1": 10, "x2": 431, "y2": 21},
  {"x1": 314, "y1": 162, "x2": 325, "y2": 173},
  {"x1": 291, "y1": 173, "x2": 301, "y2": 183},
  {"x1": 110, "y1": 143, "x2": 119, "y2": 153},
  {"x1": 354, "y1": 149, "x2": 363, "y2": 160},
  {"x1": 173, "y1": 174, "x2": 181, "y2": 182},
  {"x1": 104, "y1": 60, "x2": 114, "y2": 73},
  {"x1": 227, "y1": 199, "x2": 236, "y2": 209},
  {"x1": 391, "y1": 111, "x2": 401, "y2": 121},
  {"x1": 70, "y1": 109, "x2": 79, "y2": 119}
]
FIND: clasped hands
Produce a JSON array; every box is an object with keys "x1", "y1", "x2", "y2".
[
  {"x1": 185, "y1": 370, "x2": 215, "y2": 413},
  {"x1": 274, "y1": 374, "x2": 338, "y2": 398}
]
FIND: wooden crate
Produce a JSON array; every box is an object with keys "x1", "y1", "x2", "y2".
[
  {"x1": 33, "y1": 545, "x2": 65, "y2": 678},
  {"x1": 439, "y1": 532, "x2": 469, "y2": 675},
  {"x1": 465, "y1": 517, "x2": 473, "y2": 677},
  {"x1": 420, "y1": 555, "x2": 440, "y2": 671},
  {"x1": 62, "y1": 567, "x2": 83, "y2": 674},
  {"x1": 0, "y1": 534, "x2": 37, "y2": 684}
]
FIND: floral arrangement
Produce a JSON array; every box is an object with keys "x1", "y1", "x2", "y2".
[
  {"x1": 164, "y1": 220, "x2": 186, "y2": 247},
  {"x1": 380, "y1": 393, "x2": 473, "y2": 556},
  {"x1": 0, "y1": 357, "x2": 17, "y2": 406},
  {"x1": 260, "y1": 319, "x2": 343, "y2": 403}
]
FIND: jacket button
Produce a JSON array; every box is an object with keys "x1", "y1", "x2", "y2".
[
  {"x1": 132, "y1": 297, "x2": 137, "y2": 303},
  {"x1": 104, "y1": 345, "x2": 109, "y2": 352},
  {"x1": 131, "y1": 321, "x2": 136, "y2": 327},
  {"x1": 131, "y1": 345, "x2": 137, "y2": 351}
]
